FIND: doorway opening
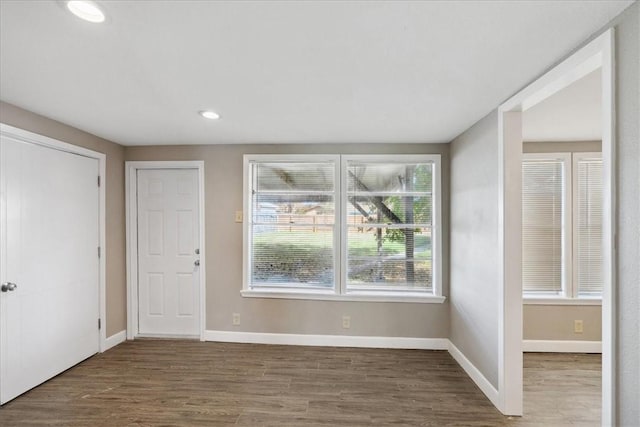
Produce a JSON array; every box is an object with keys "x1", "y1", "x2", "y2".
[{"x1": 497, "y1": 29, "x2": 614, "y2": 421}]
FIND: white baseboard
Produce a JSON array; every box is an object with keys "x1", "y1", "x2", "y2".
[
  {"x1": 447, "y1": 341, "x2": 500, "y2": 410},
  {"x1": 523, "y1": 339, "x2": 602, "y2": 353},
  {"x1": 103, "y1": 330, "x2": 127, "y2": 352},
  {"x1": 203, "y1": 330, "x2": 449, "y2": 350}
]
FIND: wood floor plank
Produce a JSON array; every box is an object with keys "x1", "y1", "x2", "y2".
[{"x1": 0, "y1": 340, "x2": 600, "y2": 426}]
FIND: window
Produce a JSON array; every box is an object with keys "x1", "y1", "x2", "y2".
[
  {"x1": 243, "y1": 154, "x2": 442, "y2": 302},
  {"x1": 522, "y1": 154, "x2": 569, "y2": 295},
  {"x1": 522, "y1": 152, "x2": 602, "y2": 300},
  {"x1": 245, "y1": 155, "x2": 340, "y2": 291},
  {"x1": 344, "y1": 157, "x2": 438, "y2": 294},
  {"x1": 573, "y1": 153, "x2": 603, "y2": 297}
]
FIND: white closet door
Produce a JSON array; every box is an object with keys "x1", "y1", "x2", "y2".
[
  {"x1": 0, "y1": 136, "x2": 100, "y2": 404},
  {"x1": 137, "y1": 169, "x2": 200, "y2": 336}
]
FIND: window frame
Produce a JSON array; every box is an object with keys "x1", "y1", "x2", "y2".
[
  {"x1": 522, "y1": 152, "x2": 602, "y2": 304},
  {"x1": 242, "y1": 154, "x2": 444, "y2": 303}
]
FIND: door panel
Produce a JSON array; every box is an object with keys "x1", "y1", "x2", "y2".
[
  {"x1": 0, "y1": 136, "x2": 100, "y2": 404},
  {"x1": 137, "y1": 169, "x2": 199, "y2": 336}
]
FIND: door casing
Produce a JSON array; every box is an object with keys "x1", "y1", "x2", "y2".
[
  {"x1": 125, "y1": 161, "x2": 206, "y2": 341},
  {"x1": 497, "y1": 29, "x2": 615, "y2": 420}
]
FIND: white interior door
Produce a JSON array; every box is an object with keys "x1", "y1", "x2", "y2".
[
  {"x1": 0, "y1": 136, "x2": 100, "y2": 405},
  {"x1": 137, "y1": 169, "x2": 200, "y2": 336}
]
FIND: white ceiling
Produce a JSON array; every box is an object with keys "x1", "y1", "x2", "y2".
[
  {"x1": 523, "y1": 68, "x2": 602, "y2": 142},
  {"x1": 0, "y1": 1, "x2": 633, "y2": 146}
]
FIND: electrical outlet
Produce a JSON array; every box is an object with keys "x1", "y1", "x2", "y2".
[
  {"x1": 574, "y1": 320, "x2": 583, "y2": 334},
  {"x1": 232, "y1": 313, "x2": 241, "y2": 326},
  {"x1": 342, "y1": 315, "x2": 351, "y2": 329},
  {"x1": 235, "y1": 211, "x2": 243, "y2": 223}
]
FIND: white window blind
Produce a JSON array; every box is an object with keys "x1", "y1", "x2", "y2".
[
  {"x1": 247, "y1": 159, "x2": 338, "y2": 290},
  {"x1": 574, "y1": 156, "x2": 603, "y2": 296},
  {"x1": 522, "y1": 152, "x2": 603, "y2": 300},
  {"x1": 345, "y1": 159, "x2": 435, "y2": 293},
  {"x1": 522, "y1": 158, "x2": 567, "y2": 295}
]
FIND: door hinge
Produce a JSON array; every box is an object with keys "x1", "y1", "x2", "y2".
[
  {"x1": 97, "y1": 175, "x2": 101, "y2": 187},
  {"x1": 98, "y1": 246, "x2": 101, "y2": 258},
  {"x1": 98, "y1": 318, "x2": 101, "y2": 330}
]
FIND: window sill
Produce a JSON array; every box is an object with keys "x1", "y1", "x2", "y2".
[
  {"x1": 241, "y1": 289, "x2": 446, "y2": 304},
  {"x1": 523, "y1": 297, "x2": 602, "y2": 306}
]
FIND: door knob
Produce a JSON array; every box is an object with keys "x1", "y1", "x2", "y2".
[
  {"x1": 1, "y1": 282, "x2": 17, "y2": 292},
  {"x1": 194, "y1": 260, "x2": 200, "y2": 266}
]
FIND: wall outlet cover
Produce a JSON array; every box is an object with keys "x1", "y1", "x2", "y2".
[{"x1": 342, "y1": 315, "x2": 351, "y2": 329}]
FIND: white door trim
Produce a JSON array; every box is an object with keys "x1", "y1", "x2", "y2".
[
  {"x1": 0, "y1": 123, "x2": 108, "y2": 352},
  {"x1": 125, "y1": 161, "x2": 206, "y2": 341},
  {"x1": 497, "y1": 29, "x2": 615, "y2": 421}
]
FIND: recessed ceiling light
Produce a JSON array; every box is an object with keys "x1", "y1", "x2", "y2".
[
  {"x1": 199, "y1": 110, "x2": 221, "y2": 120},
  {"x1": 67, "y1": 1, "x2": 106, "y2": 23}
]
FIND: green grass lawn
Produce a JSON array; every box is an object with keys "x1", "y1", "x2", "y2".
[
  {"x1": 253, "y1": 229, "x2": 431, "y2": 259},
  {"x1": 252, "y1": 229, "x2": 432, "y2": 284},
  {"x1": 348, "y1": 232, "x2": 431, "y2": 259}
]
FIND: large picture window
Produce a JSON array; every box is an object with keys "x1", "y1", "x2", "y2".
[
  {"x1": 522, "y1": 152, "x2": 602, "y2": 300},
  {"x1": 243, "y1": 154, "x2": 442, "y2": 302}
]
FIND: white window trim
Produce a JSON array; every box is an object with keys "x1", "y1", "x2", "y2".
[
  {"x1": 240, "y1": 289, "x2": 446, "y2": 304},
  {"x1": 242, "y1": 154, "x2": 444, "y2": 303},
  {"x1": 521, "y1": 152, "x2": 602, "y2": 304},
  {"x1": 523, "y1": 297, "x2": 602, "y2": 306}
]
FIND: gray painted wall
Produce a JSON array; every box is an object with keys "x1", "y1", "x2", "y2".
[
  {"x1": 449, "y1": 110, "x2": 500, "y2": 389},
  {"x1": 523, "y1": 305, "x2": 601, "y2": 341},
  {"x1": 125, "y1": 143, "x2": 451, "y2": 338},
  {"x1": 611, "y1": 2, "x2": 639, "y2": 424},
  {"x1": 522, "y1": 140, "x2": 601, "y2": 153}
]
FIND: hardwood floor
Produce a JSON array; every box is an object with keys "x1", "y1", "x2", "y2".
[{"x1": 0, "y1": 340, "x2": 600, "y2": 426}]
